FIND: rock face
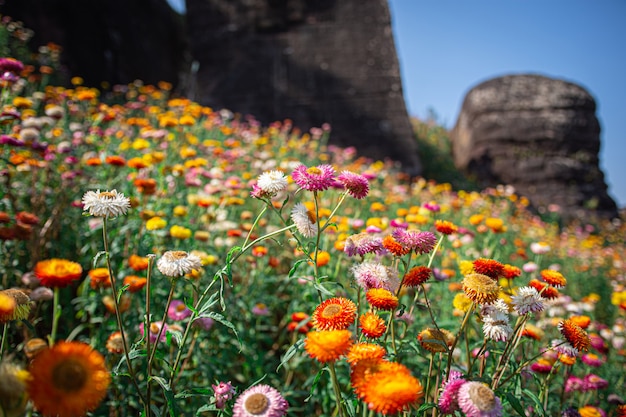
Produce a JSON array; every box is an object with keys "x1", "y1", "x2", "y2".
[
  {"x1": 450, "y1": 74, "x2": 617, "y2": 220},
  {"x1": 185, "y1": 0, "x2": 421, "y2": 175}
]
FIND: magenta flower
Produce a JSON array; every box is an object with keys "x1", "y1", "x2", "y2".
[
  {"x1": 0, "y1": 57, "x2": 24, "y2": 74},
  {"x1": 193, "y1": 317, "x2": 215, "y2": 330},
  {"x1": 291, "y1": 164, "x2": 335, "y2": 191},
  {"x1": 582, "y1": 374, "x2": 608, "y2": 391},
  {"x1": 232, "y1": 384, "x2": 288, "y2": 417},
  {"x1": 438, "y1": 371, "x2": 466, "y2": 414},
  {"x1": 392, "y1": 228, "x2": 437, "y2": 254},
  {"x1": 343, "y1": 232, "x2": 383, "y2": 257},
  {"x1": 565, "y1": 376, "x2": 584, "y2": 393},
  {"x1": 212, "y1": 381, "x2": 235, "y2": 409},
  {"x1": 140, "y1": 321, "x2": 169, "y2": 344},
  {"x1": 168, "y1": 300, "x2": 192, "y2": 321},
  {"x1": 252, "y1": 303, "x2": 270, "y2": 316},
  {"x1": 337, "y1": 170, "x2": 369, "y2": 199},
  {"x1": 351, "y1": 261, "x2": 399, "y2": 293},
  {"x1": 581, "y1": 353, "x2": 603, "y2": 367}
]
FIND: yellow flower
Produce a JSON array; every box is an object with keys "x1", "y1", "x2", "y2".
[
  {"x1": 173, "y1": 206, "x2": 188, "y2": 217},
  {"x1": 145, "y1": 216, "x2": 167, "y2": 231},
  {"x1": 170, "y1": 225, "x2": 192, "y2": 239},
  {"x1": 459, "y1": 260, "x2": 475, "y2": 276}
]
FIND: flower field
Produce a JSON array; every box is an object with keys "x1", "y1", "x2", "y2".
[{"x1": 1, "y1": 21, "x2": 626, "y2": 417}]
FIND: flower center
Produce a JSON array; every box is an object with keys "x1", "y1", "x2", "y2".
[
  {"x1": 306, "y1": 167, "x2": 322, "y2": 175},
  {"x1": 150, "y1": 323, "x2": 161, "y2": 335},
  {"x1": 98, "y1": 191, "x2": 116, "y2": 199},
  {"x1": 244, "y1": 393, "x2": 269, "y2": 414},
  {"x1": 52, "y1": 358, "x2": 87, "y2": 392},
  {"x1": 468, "y1": 383, "x2": 496, "y2": 411},
  {"x1": 169, "y1": 251, "x2": 188, "y2": 260},
  {"x1": 322, "y1": 304, "x2": 341, "y2": 318},
  {"x1": 306, "y1": 209, "x2": 317, "y2": 224},
  {"x1": 176, "y1": 303, "x2": 187, "y2": 312}
]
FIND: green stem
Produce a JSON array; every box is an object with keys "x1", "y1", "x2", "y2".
[
  {"x1": 147, "y1": 283, "x2": 176, "y2": 365},
  {"x1": 0, "y1": 322, "x2": 7, "y2": 360},
  {"x1": 328, "y1": 362, "x2": 346, "y2": 417},
  {"x1": 446, "y1": 302, "x2": 475, "y2": 378},
  {"x1": 49, "y1": 286, "x2": 60, "y2": 345},
  {"x1": 145, "y1": 256, "x2": 154, "y2": 417}
]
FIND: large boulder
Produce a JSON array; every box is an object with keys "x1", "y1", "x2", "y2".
[{"x1": 450, "y1": 74, "x2": 618, "y2": 220}]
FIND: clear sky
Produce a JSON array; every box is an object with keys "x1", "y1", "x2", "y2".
[{"x1": 387, "y1": 0, "x2": 626, "y2": 208}]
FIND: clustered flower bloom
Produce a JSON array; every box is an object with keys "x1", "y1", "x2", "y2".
[{"x1": 81, "y1": 189, "x2": 131, "y2": 218}]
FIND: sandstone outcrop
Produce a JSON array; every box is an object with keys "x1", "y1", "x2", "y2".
[{"x1": 450, "y1": 74, "x2": 617, "y2": 220}]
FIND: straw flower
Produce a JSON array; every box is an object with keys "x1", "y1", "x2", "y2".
[
  {"x1": 351, "y1": 262, "x2": 400, "y2": 293},
  {"x1": 457, "y1": 381, "x2": 502, "y2": 417},
  {"x1": 81, "y1": 189, "x2": 131, "y2": 218},
  {"x1": 359, "y1": 312, "x2": 387, "y2": 339},
  {"x1": 27, "y1": 341, "x2": 110, "y2": 417},
  {"x1": 0, "y1": 289, "x2": 30, "y2": 322},
  {"x1": 105, "y1": 331, "x2": 124, "y2": 354},
  {"x1": 157, "y1": 251, "x2": 202, "y2": 278},
  {"x1": 558, "y1": 319, "x2": 591, "y2": 352},
  {"x1": 88, "y1": 268, "x2": 112, "y2": 290},
  {"x1": 34, "y1": 259, "x2": 83, "y2": 288},
  {"x1": 382, "y1": 234, "x2": 410, "y2": 256},
  {"x1": 358, "y1": 362, "x2": 423, "y2": 415},
  {"x1": 366, "y1": 288, "x2": 399, "y2": 311},
  {"x1": 346, "y1": 343, "x2": 387, "y2": 365},
  {"x1": 438, "y1": 371, "x2": 466, "y2": 414},
  {"x1": 128, "y1": 254, "x2": 150, "y2": 271},
  {"x1": 403, "y1": 266, "x2": 431, "y2": 287},
  {"x1": 0, "y1": 360, "x2": 29, "y2": 417},
  {"x1": 511, "y1": 286, "x2": 544, "y2": 315},
  {"x1": 232, "y1": 384, "x2": 289, "y2": 417},
  {"x1": 435, "y1": 220, "x2": 458, "y2": 235},
  {"x1": 312, "y1": 297, "x2": 357, "y2": 330},
  {"x1": 540, "y1": 269, "x2": 567, "y2": 288},
  {"x1": 291, "y1": 164, "x2": 335, "y2": 191},
  {"x1": 290, "y1": 203, "x2": 317, "y2": 238},
  {"x1": 344, "y1": 232, "x2": 383, "y2": 257},
  {"x1": 304, "y1": 330, "x2": 353, "y2": 363},
  {"x1": 528, "y1": 279, "x2": 560, "y2": 299},
  {"x1": 462, "y1": 273, "x2": 500, "y2": 305},
  {"x1": 392, "y1": 228, "x2": 437, "y2": 254},
  {"x1": 472, "y1": 258, "x2": 504, "y2": 280},
  {"x1": 257, "y1": 170, "x2": 289, "y2": 195},
  {"x1": 123, "y1": 275, "x2": 147, "y2": 293},
  {"x1": 337, "y1": 170, "x2": 369, "y2": 199},
  {"x1": 418, "y1": 328, "x2": 454, "y2": 353}
]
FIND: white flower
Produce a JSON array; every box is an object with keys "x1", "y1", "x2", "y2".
[
  {"x1": 257, "y1": 170, "x2": 288, "y2": 194},
  {"x1": 511, "y1": 286, "x2": 545, "y2": 315},
  {"x1": 481, "y1": 302, "x2": 512, "y2": 342},
  {"x1": 157, "y1": 251, "x2": 202, "y2": 277},
  {"x1": 552, "y1": 339, "x2": 578, "y2": 357},
  {"x1": 290, "y1": 203, "x2": 317, "y2": 238},
  {"x1": 82, "y1": 189, "x2": 131, "y2": 217}
]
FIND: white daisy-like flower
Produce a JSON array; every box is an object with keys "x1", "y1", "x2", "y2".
[
  {"x1": 511, "y1": 286, "x2": 545, "y2": 315},
  {"x1": 257, "y1": 170, "x2": 288, "y2": 194},
  {"x1": 290, "y1": 203, "x2": 317, "y2": 238},
  {"x1": 82, "y1": 189, "x2": 131, "y2": 217},
  {"x1": 157, "y1": 251, "x2": 202, "y2": 278},
  {"x1": 481, "y1": 302, "x2": 512, "y2": 342},
  {"x1": 552, "y1": 339, "x2": 579, "y2": 357}
]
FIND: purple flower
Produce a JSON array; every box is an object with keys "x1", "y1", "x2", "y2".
[
  {"x1": 140, "y1": 321, "x2": 169, "y2": 344},
  {"x1": 565, "y1": 376, "x2": 584, "y2": 392},
  {"x1": 582, "y1": 374, "x2": 608, "y2": 391},
  {"x1": 392, "y1": 228, "x2": 437, "y2": 254},
  {"x1": 252, "y1": 303, "x2": 270, "y2": 316},
  {"x1": 351, "y1": 261, "x2": 399, "y2": 293},
  {"x1": 0, "y1": 135, "x2": 25, "y2": 147},
  {"x1": 291, "y1": 164, "x2": 335, "y2": 191},
  {"x1": 343, "y1": 232, "x2": 383, "y2": 257},
  {"x1": 168, "y1": 300, "x2": 192, "y2": 321},
  {"x1": 0, "y1": 57, "x2": 24, "y2": 74}
]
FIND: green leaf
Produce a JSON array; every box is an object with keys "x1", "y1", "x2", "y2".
[
  {"x1": 417, "y1": 402, "x2": 438, "y2": 413},
  {"x1": 277, "y1": 339, "x2": 304, "y2": 371},
  {"x1": 152, "y1": 376, "x2": 181, "y2": 417},
  {"x1": 197, "y1": 312, "x2": 241, "y2": 348},
  {"x1": 504, "y1": 392, "x2": 526, "y2": 416},
  {"x1": 522, "y1": 389, "x2": 546, "y2": 416},
  {"x1": 288, "y1": 259, "x2": 309, "y2": 279}
]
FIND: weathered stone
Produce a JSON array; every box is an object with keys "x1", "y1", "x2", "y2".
[
  {"x1": 450, "y1": 74, "x2": 617, "y2": 220},
  {"x1": 185, "y1": 0, "x2": 421, "y2": 175}
]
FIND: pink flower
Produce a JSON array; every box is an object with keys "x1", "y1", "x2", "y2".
[
  {"x1": 457, "y1": 382, "x2": 502, "y2": 417},
  {"x1": 193, "y1": 317, "x2": 215, "y2": 330},
  {"x1": 343, "y1": 233, "x2": 383, "y2": 257},
  {"x1": 232, "y1": 384, "x2": 288, "y2": 417},
  {"x1": 392, "y1": 228, "x2": 437, "y2": 254},
  {"x1": 140, "y1": 321, "x2": 169, "y2": 344},
  {"x1": 582, "y1": 374, "x2": 608, "y2": 391},
  {"x1": 291, "y1": 164, "x2": 335, "y2": 191},
  {"x1": 167, "y1": 300, "x2": 192, "y2": 321},
  {"x1": 336, "y1": 170, "x2": 369, "y2": 199},
  {"x1": 438, "y1": 372, "x2": 466, "y2": 414},
  {"x1": 212, "y1": 381, "x2": 235, "y2": 409},
  {"x1": 565, "y1": 376, "x2": 584, "y2": 392},
  {"x1": 581, "y1": 353, "x2": 603, "y2": 367}
]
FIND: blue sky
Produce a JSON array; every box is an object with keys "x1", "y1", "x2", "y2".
[{"x1": 387, "y1": 0, "x2": 626, "y2": 208}]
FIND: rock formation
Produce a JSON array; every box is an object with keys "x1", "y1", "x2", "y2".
[
  {"x1": 450, "y1": 74, "x2": 617, "y2": 220},
  {"x1": 185, "y1": 0, "x2": 421, "y2": 175}
]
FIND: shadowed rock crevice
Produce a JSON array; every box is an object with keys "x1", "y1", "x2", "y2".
[{"x1": 451, "y1": 74, "x2": 617, "y2": 221}]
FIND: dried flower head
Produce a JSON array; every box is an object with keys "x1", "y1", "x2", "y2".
[
  {"x1": 559, "y1": 319, "x2": 591, "y2": 352},
  {"x1": 232, "y1": 384, "x2": 288, "y2": 417},
  {"x1": 511, "y1": 286, "x2": 544, "y2": 315},
  {"x1": 457, "y1": 381, "x2": 502, "y2": 417},
  {"x1": 82, "y1": 189, "x2": 131, "y2": 218},
  {"x1": 418, "y1": 328, "x2": 454, "y2": 353},
  {"x1": 337, "y1": 170, "x2": 369, "y2": 199},
  {"x1": 290, "y1": 203, "x2": 317, "y2": 238},
  {"x1": 462, "y1": 273, "x2": 500, "y2": 305},
  {"x1": 304, "y1": 330, "x2": 353, "y2": 363},
  {"x1": 312, "y1": 297, "x2": 357, "y2": 331},
  {"x1": 256, "y1": 170, "x2": 288, "y2": 195},
  {"x1": 291, "y1": 164, "x2": 335, "y2": 191},
  {"x1": 366, "y1": 288, "x2": 399, "y2": 311},
  {"x1": 157, "y1": 251, "x2": 202, "y2": 278}
]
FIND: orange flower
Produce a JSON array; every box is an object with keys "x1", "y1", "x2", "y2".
[
  {"x1": 435, "y1": 220, "x2": 458, "y2": 235},
  {"x1": 502, "y1": 264, "x2": 521, "y2": 279},
  {"x1": 360, "y1": 366, "x2": 423, "y2": 415},
  {"x1": 0, "y1": 292, "x2": 16, "y2": 323},
  {"x1": 521, "y1": 323, "x2": 544, "y2": 341},
  {"x1": 485, "y1": 217, "x2": 506, "y2": 233},
  {"x1": 540, "y1": 269, "x2": 567, "y2": 288},
  {"x1": 105, "y1": 331, "x2": 124, "y2": 354},
  {"x1": 559, "y1": 319, "x2": 591, "y2": 352},
  {"x1": 123, "y1": 275, "x2": 147, "y2": 293},
  {"x1": 128, "y1": 254, "x2": 150, "y2": 271},
  {"x1": 88, "y1": 268, "x2": 112, "y2": 290},
  {"x1": 528, "y1": 279, "x2": 560, "y2": 299},
  {"x1": 304, "y1": 330, "x2": 353, "y2": 363},
  {"x1": 102, "y1": 294, "x2": 131, "y2": 315},
  {"x1": 472, "y1": 258, "x2": 504, "y2": 280},
  {"x1": 402, "y1": 266, "x2": 431, "y2": 287},
  {"x1": 359, "y1": 312, "x2": 386, "y2": 339},
  {"x1": 462, "y1": 273, "x2": 500, "y2": 304},
  {"x1": 105, "y1": 155, "x2": 126, "y2": 166},
  {"x1": 27, "y1": 341, "x2": 110, "y2": 417},
  {"x1": 34, "y1": 259, "x2": 83, "y2": 288},
  {"x1": 346, "y1": 343, "x2": 386, "y2": 365},
  {"x1": 127, "y1": 157, "x2": 149, "y2": 169},
  {"x1": 314, "y1": 250, "x2": 331, "y2": 267},
  {"x1": 85, "y1": 157, "x2": 102, "y2": 166},
  {"x1": 366, "y1": 288, "x2": 399, "y2": 311},
  {"x1": 417, "y1": 328, "x2": 454, "y2": 353},
  {"x1": 16, "y1": 211, "x2": 39, "y2": 225},
  {"x1": 558, "y1": 354, "x2": 576, "y2": 365},
  {"x1": 382, "y1": 234, "x2": 410, "y2": 256},
  {"x1": 133, "y1": 178, "x2": 157, "y2": 195},
  {"x1": 569, "y1": 315, "x2": 591, "y2": 329},
  {"x1": 312, "y1": 297, "x2": 357, "y2": 331}
]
